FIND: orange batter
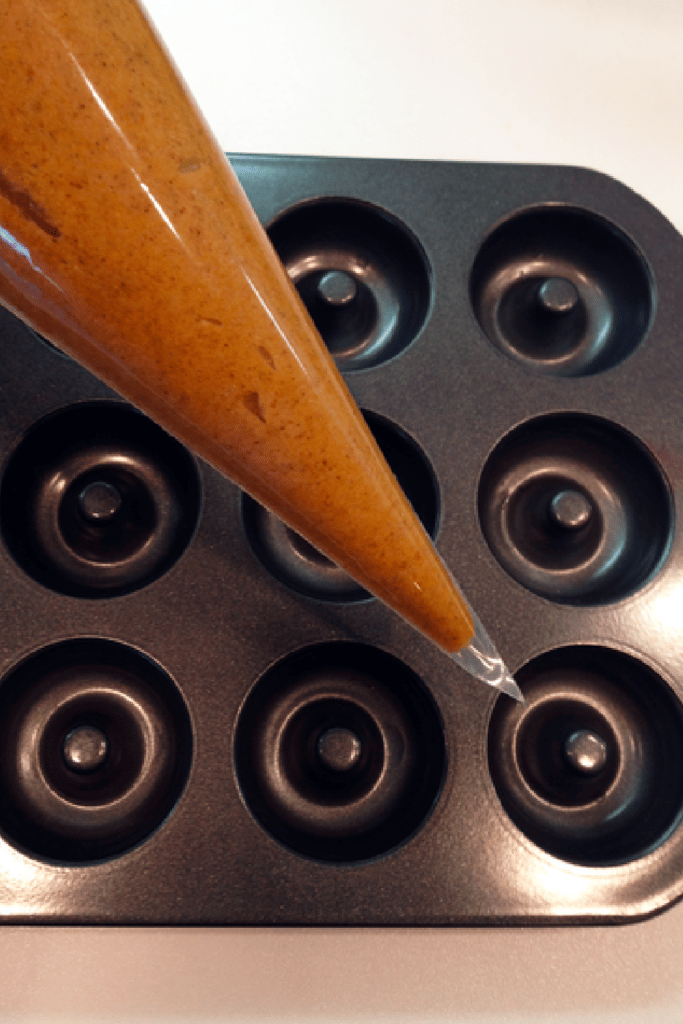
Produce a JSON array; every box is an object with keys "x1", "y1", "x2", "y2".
[{"x1": 0, "y1": 0, "x2": 475, "y2": 654}]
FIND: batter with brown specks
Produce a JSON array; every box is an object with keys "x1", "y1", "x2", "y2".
[{"x1": 0, "y1": 0, "x2": 476, "y2": 655}]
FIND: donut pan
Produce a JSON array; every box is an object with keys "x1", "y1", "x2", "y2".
[{"x1": 0, "y1": 154, "x2": 682, "y2": 925}]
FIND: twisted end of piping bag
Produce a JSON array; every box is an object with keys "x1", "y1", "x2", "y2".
[{"x1": 450, "y1": 603, "x2": 525, "y2": 703}]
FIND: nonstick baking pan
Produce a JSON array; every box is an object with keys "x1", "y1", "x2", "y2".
[{"x1": 0, "y1": 154, "x2": 681, "y2": 924}]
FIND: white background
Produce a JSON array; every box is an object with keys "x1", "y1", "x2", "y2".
[
  {"x1": 2, "y1": 0, "x2": 683, "y2": 1021},
  {"x1": 148, "y1": 0, "x2": 683, "y2": 235}
]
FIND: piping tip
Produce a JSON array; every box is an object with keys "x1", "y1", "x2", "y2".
[{"x1": 450, "y1": 605, "x2": 525, "y2": 703}]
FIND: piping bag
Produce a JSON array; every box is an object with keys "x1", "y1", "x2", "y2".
[{"x1": 0, "y1": 0, "x2": 522, "y2": 701}]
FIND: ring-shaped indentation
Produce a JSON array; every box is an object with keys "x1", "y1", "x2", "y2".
[
  {"x1": 488, "y1": 646, "x2": 683, "y2": 866},
  {"x1": 470, "y1": 206, "x2": 654, "y2": 376},
  {"x1": 267, "y1": 198, "x2": 432, "y2": 371},
  {"x1": 0, "y1": 403, "x2": 201, "y2": 597},
  {"x1": 242, "y1": 410, "x2": 440, "y2": 602},
  {"x1": 0, "y1": 639, "x2": 193, "y2": 862},
  {"x1": 235, "y1": 643, "x2": 446, "y2": 862},
  {"x1": 478, "y1": 414, "x2": 672, "y2": 604}
]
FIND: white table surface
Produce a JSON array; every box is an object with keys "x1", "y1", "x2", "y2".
[
  {"x1": 148, "y1": 0, "x2": 683, "y2": 236},
  {"x1": 2, "y1": 1, "x2": 683, "y2": 1021}
]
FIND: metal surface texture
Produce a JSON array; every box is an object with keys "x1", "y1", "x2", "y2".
[{"x1": 0, "y1": 154, "x2": 682, "y2": 924}]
